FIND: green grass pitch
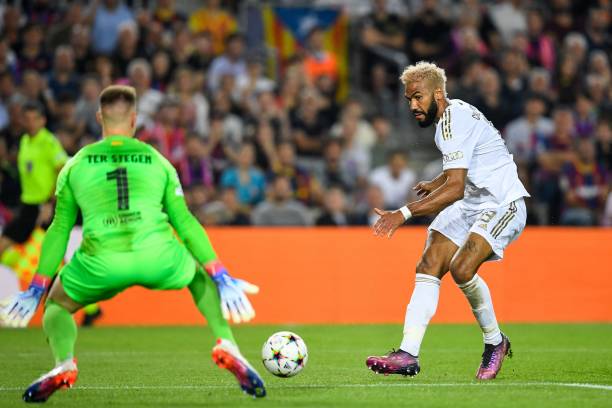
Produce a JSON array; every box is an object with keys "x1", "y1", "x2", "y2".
[{"x1": 1, "y1": 324, "x2": 611, "y2": 407}]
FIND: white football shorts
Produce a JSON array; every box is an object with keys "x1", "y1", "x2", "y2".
[{"x1": 429, "y1": 198, "x2": 527, "y2": 261}]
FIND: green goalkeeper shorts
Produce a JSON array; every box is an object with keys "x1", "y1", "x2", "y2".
[{"x1": 58, "y1": 239, "x2": 196, "y2": 306}]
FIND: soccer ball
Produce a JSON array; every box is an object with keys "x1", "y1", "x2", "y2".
[{"x1": 261, "y1": 331, "x2": 308, "y2": 377}]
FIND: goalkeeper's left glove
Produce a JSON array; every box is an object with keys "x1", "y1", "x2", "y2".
[
  {"x1": 205, "y1": 260, "x2": 259, "y2": 324},
  {"x1": 0, "y1": 274, "x2": 51, "y2": 328}
]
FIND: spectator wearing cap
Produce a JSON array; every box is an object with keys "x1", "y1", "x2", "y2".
[
  {"x1": 252, "y1": 175, "x2": 311, "y2": 226},
  {"x1": 220, "y1": 143, "x2": 266, "y2": 206},
  {"x1": 559, "y1": 138, "x2": 608, "y2": 226},
  {"x1": 189, "y1": 0, "x2": 237, "y2": 55},
  {"x1": 89, "y1": 0, "x2": 134, "y2": 55},
  {"x1": 138, "y1": 96, "x2": 186, "y2": 169},
  {"x1": 207, "y1": 33, "x2": 246, "y2": 93},
  {"x1": 368, "y1": 150, "x2": 416, "y2": 209}
]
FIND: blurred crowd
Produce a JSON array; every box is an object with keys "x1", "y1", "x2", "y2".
[{"x1": 0, "y1": 0, "x2": 610, "y2": 227}]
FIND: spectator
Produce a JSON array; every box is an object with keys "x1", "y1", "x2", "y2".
[
  {"x1": 202, "y1": 187, "x2": 250, "y2": 226},
  {"x1": 113, "y1": 21, "x2": 141, "y2": 77},
  {"x1": 504, "y1": 93, "x2": 554, "y2": 180},
  {"x1": 48, "y1": 45, "x2": 80, "y2": 100},
  {"x1": 75, "y1": 75, "x2": 102, "y2": 138},
  {"x1": 71, "y1": 24, "x2": 94, "y2": 75},
  {"x1": 525, "y1": 8, "x2": 555, "y2": 71},
  {"x1": 138, "y1": 97, "x2": 186, "y2": 168},
  {"x1": 336, "y1": 115, "x2": 371, "y2": 189},
  {"x1": 207, "y1": 33, "x2": 246, "y2": 93},
  {"x1": 151, "y1": 50, "x2": 172, "y2": 92},
  {"x1": 562, "y1": 32, "x2": 588, "y2": 71},
  {"x1": 210, "y1": 90, "x2": 244, "y2": 165},
  {"x1": 488, "y1": 0, "x2": 527, "y2": 46},
  {"x1": 252, "y1": 175, "x2": 311, "y2": 226},
  {"x1": 555, "y1": 54, "x2": 582, "y2": 105},
  {"x1": 359, "y1": 0, "x2": 405, "y2": 87},
  {"x1": 47, "y1": 3, "x2": 84, "y2": 50},
  {"x1": 235, "y1": 57, "x2": 275, "y2": 110},
  {"x1": 189, "y1": 0, "x2": 237, "y2": 55},
  {"x1": 179, "y1": 133, "x2": 214, "y2": 188},
  {"x1": 127, "y1": 58, "x2": 163, "y2": 129},
  {"x1": 318, "y1": 138, "x2": 354, "y2": 193},
  {"x1": 331, "y1": 100, "x2": 376, "y2": 150},
  {"x1": 527, "y1": 68, "x2": 553, "y2": 110},
  {"x1": 534, "y1": 107, "x2": 576, "y2": 224},
  {"x1": 369, "y1": 150, "x2": 416, "y2": 209},
  {"x1": 269, "y1": 141, "x2": 321, "y2": 206},
  {"x1": 406, "y1": 0, "x2": 451, "y2": 62},
  {"x1": 364, "y1": 63, "x2": 396, "y2": 119},
  {"x1": 594, "y1": 119, "x2": 611, "y2": 171},
  {"x1": 559, "y1": 138, "x2": 608, "y2": 226},
  {"x1": 353, "y1": 184, "x2": 385, "y2": 226},
  {"x1": 574, "y1": 93, "x2": 597, "y2": 139},
  {"x1": 187, "y1": 31, "x2": 215, "y2": 72},
  {"x1": 0, "y1": 38, "x2": 17, "y2": 77},
  {"x1": 316, "y1": 186, "x2": 354, "y2": 226},
  {"x1": 291, "y1": 90, "x2": 327, "y2": 160},
  {"x1": 585, "y1": 8, "x2": 610, "y2": 52},
  {"x1": 20, "y1": 69, "x2": 54, "y2": 119},
  {"x1": 171, "y1": 66, "x2": 209, "y2": 137},
  {"x1": 90, "y1": 0, "x2": 134, "y2": 55},
  {"x1": 499, "y1": 49, "x2": 528, "y2": 120},
  {"x1": 303, "y1": 26, "x2": 339, "y2": 86},
  {"x1": 17, "y1": 23, "x2": 51, "y2": 74},
  {"x1": 475, "y1": 68, "x2": 512, "y2": 130},
  {"x1": 152, "y1": 0, "x2": 186, "y2": 32},
  {"x1": 220, "y1": 143, "x2": 266, "y2": 206},
  {"x1": 369, "y1": 115, "x2": 396, "y2": 169}
]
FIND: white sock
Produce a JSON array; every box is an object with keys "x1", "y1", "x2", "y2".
[
  {"x1": 399, "y1": 273, "x2": 441, "y2": 356},
  {"x1": 458, "y1": 274, "x2": 502, "y2": 345}
]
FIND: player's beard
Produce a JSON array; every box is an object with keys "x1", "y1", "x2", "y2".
[{"x1": 415, "y1": 96, "x2": 438, "y2": 128}]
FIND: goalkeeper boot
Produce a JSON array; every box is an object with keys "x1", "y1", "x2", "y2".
[
  {"x1": 212, "y1": 339, "x2": 266, "y2": 398},
  {"x1": 23, "y1": 358, "x2": 78, "y2": 403},
  {"x1": 366, "y1": 349, "x2": 420, "y2": 376},
  {"x1": 476, "y1": 333, "x2": 512, "y2": 380}
]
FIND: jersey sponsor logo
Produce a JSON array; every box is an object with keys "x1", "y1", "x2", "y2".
[
  {"x1": 102, "y1": 211, "x2": 142, "y2": 227},
  {"x1": 442, "y1": 150, "x2": 463, "y2": 164}
]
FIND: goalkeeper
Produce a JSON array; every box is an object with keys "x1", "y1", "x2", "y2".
[{"x1": 0, "y1": 86, "x2": 266, "y2": 402}]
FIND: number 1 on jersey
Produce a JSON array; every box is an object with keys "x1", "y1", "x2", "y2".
[{"x1": 106, "y1": 167, "x2": 130, "y2": 210}]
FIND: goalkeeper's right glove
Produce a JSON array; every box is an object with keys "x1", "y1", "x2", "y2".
[
  {"x1": 0, "y1": 274, "x2": 50, "y2": 328},
  {"x1": 205, "y1": 260, "x2": 259, "y2": 324}
]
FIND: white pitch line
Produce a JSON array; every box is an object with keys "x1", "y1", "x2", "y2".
[{"x1": 0, "y1": 382, "x2": 610, "y2": 392}]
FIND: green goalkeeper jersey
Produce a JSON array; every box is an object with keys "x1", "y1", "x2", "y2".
[{"x1": 36, "y1": 135, "x2": 218, "y2": 277}]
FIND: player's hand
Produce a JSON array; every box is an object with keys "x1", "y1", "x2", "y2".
[
  {"x1": 0, "y1": 274, "x2": 50, "y2": 328},
  {"x1": 413, "y1": 181, "x2": 436, "y2": 198},
  {"x1": 372, "y1": 208, "x2": 405, "y2": 239},
  {"x1": 205, "y1": 260, "x2": 259, "y2": 324}
]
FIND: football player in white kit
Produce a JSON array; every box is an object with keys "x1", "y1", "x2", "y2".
[{"x1": 366, "y1": 61, "x2": 530, "y2": 380}]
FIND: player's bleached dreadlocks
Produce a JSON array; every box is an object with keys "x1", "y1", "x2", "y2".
[{"x1": 400, "y1": 61, "x2": 448, "y2": 96}]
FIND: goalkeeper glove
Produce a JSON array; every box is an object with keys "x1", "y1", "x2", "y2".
[
  {"x1": 0, "y1": 274, "x2": 50, "y2": 328},
  {"x1": 205, "y1": 260, "x2": 259, "y2": 324}
]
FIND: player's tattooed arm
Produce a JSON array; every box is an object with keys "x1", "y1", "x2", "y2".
[{"x1": 407, "y1": 168, "x2": 466, "y2": 217}]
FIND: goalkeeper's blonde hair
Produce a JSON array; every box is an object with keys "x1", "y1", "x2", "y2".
[{"x1": 400, "y1": 61, "x2": 447, "y2": 96}]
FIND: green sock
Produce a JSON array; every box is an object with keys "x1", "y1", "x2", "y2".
[
  {"x1": 188, "y1": 267, "x2": 235, "y2": 344},
  {"x1": 43, "y1": 300, "x2": 77, "y2": 364}
]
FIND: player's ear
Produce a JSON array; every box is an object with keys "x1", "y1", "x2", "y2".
[
  {"x1": 95, "y1": 110, "x2": 102, "y2": 125},
  {"x1": 434, "y1": 87, "x2": 444, "y2": 102}
]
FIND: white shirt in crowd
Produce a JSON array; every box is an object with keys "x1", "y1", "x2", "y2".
[{"x1": 369, "y1": 166, "x2": 416, "y2": 209}]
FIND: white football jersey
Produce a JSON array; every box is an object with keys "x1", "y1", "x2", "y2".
[{"x1": 434, "y1": 99, "x2": 530, "y2": 209}]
